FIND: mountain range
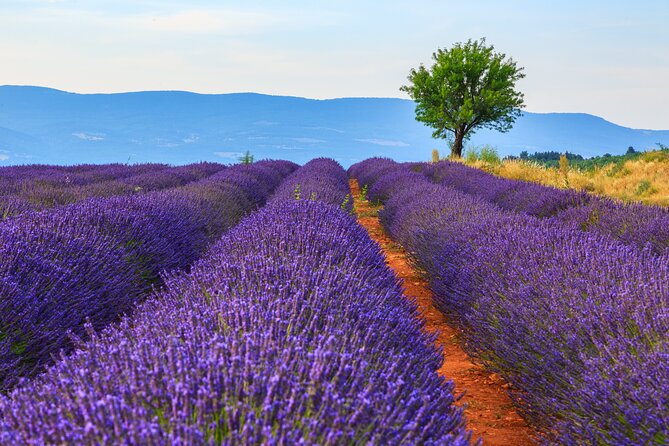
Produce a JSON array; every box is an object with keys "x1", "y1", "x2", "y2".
[{"x1": 0, "y1": 86, "x2": 667, "y2": 167}]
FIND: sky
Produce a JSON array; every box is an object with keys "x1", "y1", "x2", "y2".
[{"x1": 0, "y1": 0, "x2": 667, "y2": 129}]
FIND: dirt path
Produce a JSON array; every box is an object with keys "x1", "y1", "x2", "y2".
[{"x1": 349, "y1": 179, "x2": 535, "y2": 446}]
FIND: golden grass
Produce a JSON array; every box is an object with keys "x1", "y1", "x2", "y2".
[{"x1": 459, "y1": 150, "x2": 669, "y2": 206}]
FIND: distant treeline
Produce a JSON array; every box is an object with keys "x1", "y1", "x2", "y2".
[{"x1": 505, "y1": 144, "x2": 668, "y2": 170}]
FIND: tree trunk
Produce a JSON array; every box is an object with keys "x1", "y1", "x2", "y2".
[{"x1": 451, "y1": 128, "x2": 465, "y2": 158}]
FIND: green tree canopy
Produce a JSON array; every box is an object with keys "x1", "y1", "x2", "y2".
[{"x1": 401, "y1": 38, "x2": 525, "y2": 157}]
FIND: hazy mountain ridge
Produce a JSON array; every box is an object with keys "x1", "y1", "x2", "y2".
[{"x1": 0, "y1": 86, "x2": 667, "y2": 166}]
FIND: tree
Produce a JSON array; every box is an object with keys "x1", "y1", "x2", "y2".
[
  {"x1": 401, "y1": 38, "x2": 525, "y2": 157},
  {"x1": 238, "y1": 150, "x2": 254, "y2": 164}
]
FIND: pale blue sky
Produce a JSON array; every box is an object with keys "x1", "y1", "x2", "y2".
[{"x1": 1, "y1": 0, "x2": 667, "y2": 129}]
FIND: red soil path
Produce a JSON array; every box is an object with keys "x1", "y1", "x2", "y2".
[{"x1": 349, "y1": 179, "x2": 536, "y2": 446}]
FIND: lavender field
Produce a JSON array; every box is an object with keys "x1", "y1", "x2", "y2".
[
  {"x1": 0, "y1": 157, "x2": 666, "y2": 444},
  {"x1": 352, "y1": 158, "x2": 669, "y2": 444}
]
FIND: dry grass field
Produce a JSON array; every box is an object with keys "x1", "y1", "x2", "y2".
[{"x1": 461, "y1": 150, "x2": 669, "y2": 206}]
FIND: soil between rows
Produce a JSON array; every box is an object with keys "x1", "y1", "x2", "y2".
[{"x1": 349, "y1": 179, "x2": 535, "y2": 446}]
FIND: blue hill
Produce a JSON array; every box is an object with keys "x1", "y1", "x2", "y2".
[{"x1": 0, "y1": 86, "x2": 666, "y2": 166}]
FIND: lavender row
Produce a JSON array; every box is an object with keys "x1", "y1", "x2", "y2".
[
  {"x1": 421, "y1": 160, "x2": 669, "y2": 254},
  {"x1": 0, "y1": 163, "x2": 168, "y2": 190},
  {"x1": 352, "y1": 159, "x2": 669, "y2": 444},
  {"x1": 347, "y1": 157, "x2": 403, "y2": 198},
  {"x1": 0, "y1": 163, "x2": 226, "y2": 220},
  {"x1": 269, "y1": 157, "x2": 353, "y2": 210},
  {"x1": 421, "y1": 161, "x2": 590, "y2": 217},
  {"x1": 0, "y1": 160, "x2": 296, "y2": 391},
  {"x1": 550, "y1": 198, "x2": 669, "y2": 255},
  {"x1": 355, "y1": 158, "x2": 669, "y2": 255},
  {"x1": 0, "y1": 163, "x2": 172, "y2": 211},
  {"x1": 0, "y1": 196, "x2": 470, "y2": 444}
]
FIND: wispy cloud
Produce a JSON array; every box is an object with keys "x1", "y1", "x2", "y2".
[
  {"x1": 137, "y1": 9, "x2": 283, "y2": 34},
  {"x1": 355, "y1": 138, "x2": 409, "y2": 147},
  {"x1": 2, "y1": 4, "x2": 319, "y2": 36},
  {"x1": 214, "y1": 151, "x2": 242, "y2": 159},
  {"x1": 271, "y1": 145, "x2": 305, "y2": 151},
  {"x1": 73, "y1": 132, "x2": 105, "y2": 141},
  {"x1": 291, "y1": 137, "x2": 325, "y2": 144}
]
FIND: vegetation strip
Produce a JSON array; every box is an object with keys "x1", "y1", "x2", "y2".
[
  {"x1": 480, "y1": 147, "x2": 669, "y2": 206},
  {"x1": 350, "y1": 179, "x2": 534, "y2": 446}
]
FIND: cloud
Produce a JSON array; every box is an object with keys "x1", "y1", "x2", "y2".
[
  {"x1": 0, "y1": 153, "x2": 9, "y2": 161},
  {"x1": 137, "y1": 9, "x2": 282, "y2": 34},
  {"x1": 272, "y1": 145, "x2": 305, "y2": 151},
  {"x1": 291, "y1": 137, "x2": 325, "y2": 144},
  {"x1": 304, "y1": 126, "x2": 345, "y2": 134},
  {"x1": 154, "y1": 138, "x2": 180, "y2": 148},
  {"x1": 1, "y1": 5, "x2": 299, "y2": 37},
  {"x1": 354, "y1": 138, "x2": 409, "y2": 147},
  {"x1": 73, "y1": 132, "x2": 105, "y2": 141},
  {"x1": 214, "y1": 151, "x2": 242, "y2": 159}
]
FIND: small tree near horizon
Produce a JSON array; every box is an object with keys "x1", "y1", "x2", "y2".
[
  {"x1": 238, "y1": 150, "x2": 254, "y2": 164},
  {"x1": 401, "y1": 38, "x2": 525, "y2": 158}
]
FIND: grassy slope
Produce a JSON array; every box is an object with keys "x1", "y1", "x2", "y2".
[{"x1": 462, "y1": 149, "x2": 669, "y2": 206}]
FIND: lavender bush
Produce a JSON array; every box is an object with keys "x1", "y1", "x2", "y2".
[
  {"x1": 367, "y1": 169, "x2": 424, "y2": 204},
  {"x1": 347, "y1": 157, "x2": 401, "y2": 193},
  {"x1": 551, "y1": 198, "x2": 669, "y2": 255},
  {"x1": 372, "y1": 159, "x2": 669, "y2": 254},
  {"x1": 270, "y1": 158, "x2": 353, "y2": 211},
  {"x1": 422, "y1": 160, "x2": 590, "y2": 217},
  {"x1": 0, "y1": 163, "x2": 227, "y2": 220}
]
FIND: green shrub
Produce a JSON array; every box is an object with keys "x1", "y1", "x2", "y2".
[
  {"x1": 465, "y1": 148, "x2": 479, "y2": 163},
  {"x1": 480, "y1": 145, "x2": 501, "y2": 164}
]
